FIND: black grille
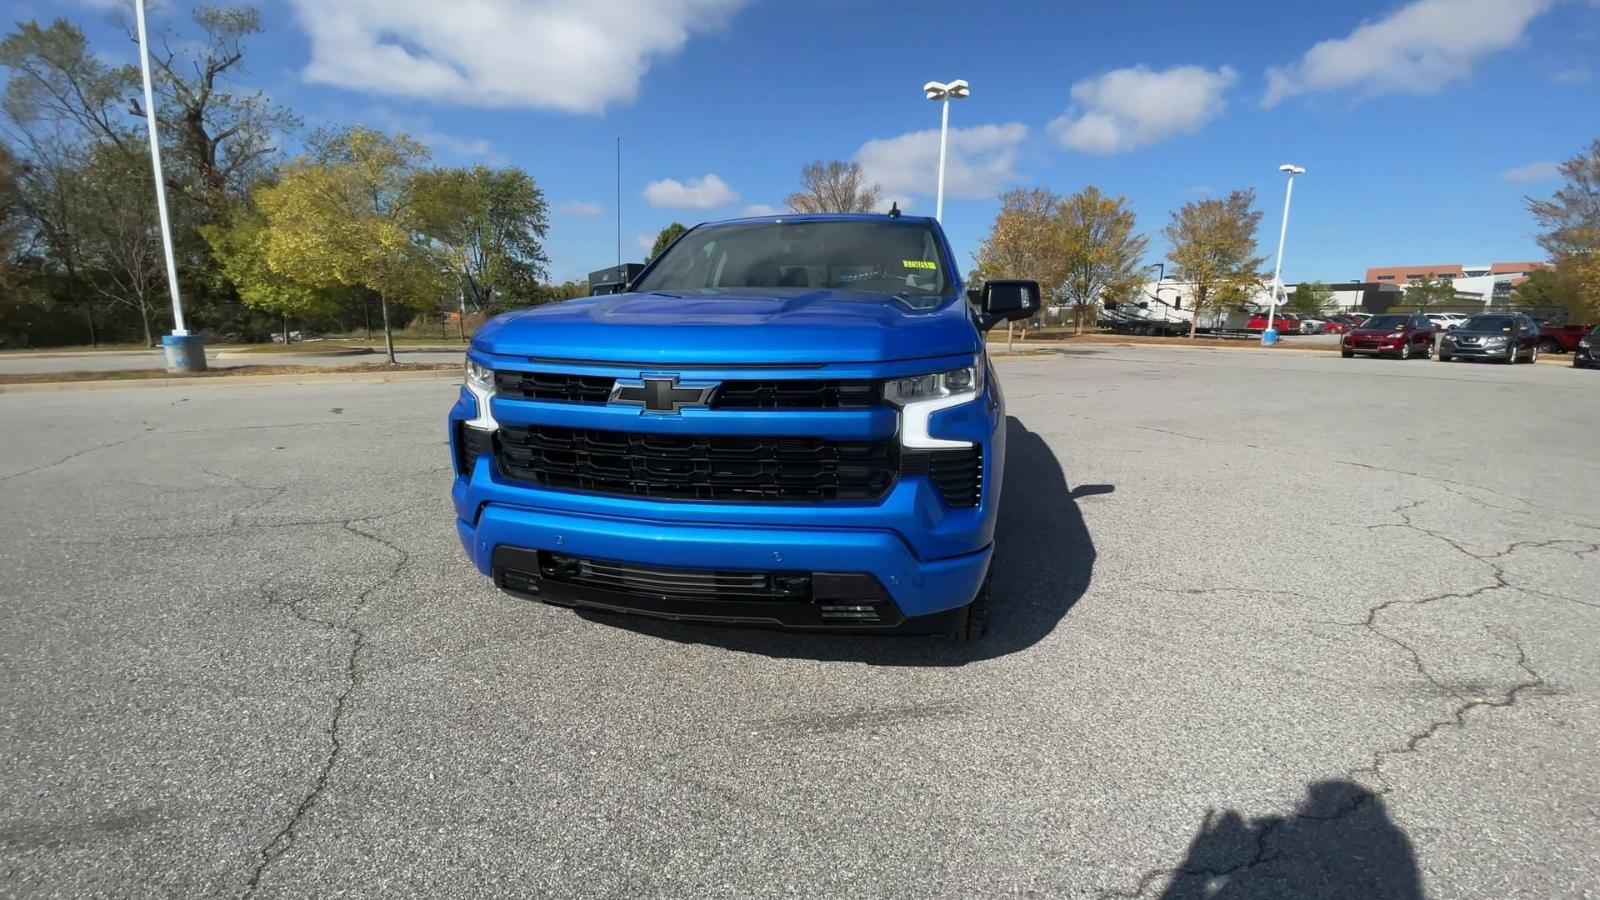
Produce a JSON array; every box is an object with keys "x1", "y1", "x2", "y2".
[
  {"x1": 455, "y1": 423, "x2": 495, "y2": 475},
  {"x1": 492, "y1": 371, "x2": 881, "y2": 409},
  {"x1": 495, "y1": 371, "x2": 615, "y2": 404},
  {"x1": 495, "y1": 425, "x2": 896, "y2": 502},
  {"x1": 712, "y1": 380, "x2": 881, "y2": 409},
  {"x1": 535, "y1": 553, "x2": 813, "y2": 602},
  {"x1": 902, "y1": 447, "x2": 983, "y2": 508}
]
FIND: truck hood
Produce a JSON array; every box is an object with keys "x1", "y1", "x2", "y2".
[{"x1": 473, "y1": 288, "x2": 980, "y2": 365}]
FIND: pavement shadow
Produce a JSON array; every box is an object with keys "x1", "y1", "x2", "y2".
[
  {"x1": 575, "y1": 416, "x2": 1099, "y2": 666},
  {"x1": 1155, "y1": 780, "x2": 1422, "y2": 899}
]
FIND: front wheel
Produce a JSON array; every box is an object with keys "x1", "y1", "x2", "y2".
[
  {"x1": 1500, "y1": 346, "x2": 1517, "y2": 364},
  {"x1": 1438, "y1": 351, "x2": 1453, "y2": 362},
  {"x1": 1341, "y1": 348, "x2": 1354, "y2": 359},
  {"x1": 1524, "y1": 344, "x2": 1539, "y2": 364},
  {"x1": 1399, "y1": 342, "x2": 1412, "y2": 360},
  {"x1": 1538, "y1": 337, "x2": 1561, "y2": 354}
]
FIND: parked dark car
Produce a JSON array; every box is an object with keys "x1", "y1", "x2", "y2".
[
  {"x1": 1341, "y1": 313, "x2": 1435, "y2": 359},
  {"x1": 1437, "y1": 313, "x2": 1541, "y2": 364},
  {"x1": 1574, "y1": 325, "x2": 1599, "y2": 369}
]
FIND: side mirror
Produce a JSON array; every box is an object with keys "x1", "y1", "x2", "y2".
[{"x1": 977, "y1": 279, "x2": 1040, "y2": 330}]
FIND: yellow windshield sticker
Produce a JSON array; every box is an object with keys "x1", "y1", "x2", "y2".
[{"x1": 902, "y1": 259, "x2": 937, "y2": 270}]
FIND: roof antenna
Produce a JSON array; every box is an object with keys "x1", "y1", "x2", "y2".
[{"x1": 887, "y1": 201, "x2": 901, "y2": 220}]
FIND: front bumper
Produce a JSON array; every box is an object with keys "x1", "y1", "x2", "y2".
[
  {"x1": 1344, "y1": 340, "x2": 1406, "y2": 355},
  {"x1": 448, "y1": 354, "x2": 1003, "y2": 624},
  {"x1": 1441, "y1": 342, "x2": 1513, "y2": 358}
]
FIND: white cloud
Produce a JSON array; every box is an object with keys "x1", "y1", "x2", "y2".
[
  {"x1": 642, "y1": 174, "x2": 738, "y2": 209},
  {"x1": 1552, "y1": 67, "x2": 1592, "y2": 85},
  {"x1": 855, "y1": 123, "x2": 1027, "y2": 201},
  {"x1": 1501, "y1": 160, "x2": 1561, "y2": 183},
  {"x1": 1048, "y1": 65, "x2": 1236, "y2": 155},
  {"x1": 739, "y1": 203, "x2": 781, "y2": 216},
  {"x1": 1263, "y1": 0, "x2": 1556, "y2": 106},
  {"x1": 421, "y1": 132, "x2": 505, "y2": 164},
  {"x1": 560, "y1": 201, "x2": 606, "y2": 217},
  {"x1": 1189, "y1": 185, "x2": 1214, "y2": 195},
  {"x1": 287, "y1": 0, "x2": 749, "y2": 113},
  {"x1": 635, "y1": 233, "x2": 655, "y2": 252}
]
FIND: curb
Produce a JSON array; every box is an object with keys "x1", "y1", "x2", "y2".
[{"x1": 0, "y1": 369, "x2": 461, "y2": 394}]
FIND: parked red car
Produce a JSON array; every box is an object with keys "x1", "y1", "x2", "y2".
[
  {"x1": 1533, "y1": 320, "x2": 1594, "y2": 354},
  {"x1": 1341, "y1": 313, "x2": 1436, "y2": 360},
  {"x1": 1247, "y1": 313, "x2": 1302, "y2": 334}
]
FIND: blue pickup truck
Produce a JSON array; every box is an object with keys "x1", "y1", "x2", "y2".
[{"x1": 448, "y1": 213, "x2": 1038, "y2": 641}]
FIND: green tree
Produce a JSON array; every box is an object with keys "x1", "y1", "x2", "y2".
[
  {"x1": 974, "y1": 189, "x2": 1063, "y2": 350},
  {"x1": 0, "y1": 20, "x2": 139, "y2": 151},
  {"x1": 133, "y1": 5, "x2": 299, "y2": 219},
  {"x1": 1404, "y1": 273, "x2": 1456, "y2": 311},
  {"x1": 784, "y1": 160, "x2": 881, "y2": 214},
  {"x1": 1164, "y1": 189, "x2": 1266, "y2": 338},
  {"x1": 1056, "y1": 186, "x2": 1147, "y2": 335},
  {"x1": 1527, "y1": 139, "x2": 1600, "y2": 322},
  {"x1": 411, "y1": 164, "x2": 550, "y2": 313},
  {"x1": 203, "y1": 209, "x2": 343, "y2": 342},
  {"x1": 648, "y1": 222, "x2": 687, "y2": 261},
  {"x1": 75, "y1": 145, "x2": 168, "y2": 346},
  {"x1": 1286, "y1": 280, "x2": 1332, "y2": 314},
  {"x1": 254, "y1": 127, "x2": 445, "y2": 363},
  {"x1": 1511, "y1": 268, "x2": 1585, "y2": 321}
]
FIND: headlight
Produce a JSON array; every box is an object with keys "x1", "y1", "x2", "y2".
[
  {"x1": 466, "y1": 360, "x2": 496, "y2": 392},
  {"x1": 462, "y1": 359, "x2": 498, "y2": 431},
  {"x1": 1580, "y1": 340, "x2": 1591, "y2": 348},
  {"x1": 885, "y1": 365, "x2": 981, "y2": 405},
  {"x1": 885, "y1": 362, "x2": 983, "y2": 449},
  {"x1": 1483, "y1": 336, "x2": 1508, "y2": 345}
]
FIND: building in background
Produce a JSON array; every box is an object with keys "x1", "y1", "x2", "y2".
[
  {"x1": 1361, "y1": 261, "x2": 1546, "y2": 310},
  {"x1": 1362, "y1": 261, "x2": 1545, "y2": 283}
]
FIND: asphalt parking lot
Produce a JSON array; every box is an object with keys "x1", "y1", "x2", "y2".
[{"x1": 2, "y1": 346, "x2": 1597, "y2": 899}]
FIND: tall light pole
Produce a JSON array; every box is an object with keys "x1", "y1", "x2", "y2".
[
  {"x1": 922, "y1": 79, "x2": 969, "y2": 222},
  {"x1": 1263, "y1": 164, "x2": 1305, "y2": 346},
  {"x1": 134, "y1": 0, "x2": 203, "y2": 372}
]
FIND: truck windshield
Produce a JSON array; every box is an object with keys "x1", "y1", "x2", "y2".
[{"x1": 632, "y1": 219, "x2": 951, "y2": 300}]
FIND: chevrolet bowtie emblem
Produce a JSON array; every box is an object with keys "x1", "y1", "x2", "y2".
[{"x1": 609, "y1": 376, "x2": 718, "y2": 414}]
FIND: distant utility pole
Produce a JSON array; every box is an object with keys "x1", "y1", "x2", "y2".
[
  {"x1": 135, "y1": 0, "x2": 204, "y2": 371},
  {"x1": 616, "y1": 137, "x2": 622, "y2": 267}
]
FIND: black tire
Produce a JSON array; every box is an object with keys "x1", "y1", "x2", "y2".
[
  {"x1": 1341, "y1": 348, "x2": 1354, "y2": 359},
  {"x1": 952, "y1": 572, "x2": 992, "y2": 644},
  {"x1": 1500, "y1": 346, "x2": 1517, "y2": 364},
  {"x1": 1538, "y1": 337, "x2": 1561, "y2": 354},
  {"x1": 1421, "y1": 340, "x2": 1433, "y2": 360},
  {"x1": 1438, "y1": 351, "x2": 1452, "y2": 362},
  {"x1": 1525, "y1": 343, "x2": 1539, "y2": 364},
  {"x1": 1399, "y1": 342, "x2": 1411, "y2": 360}
]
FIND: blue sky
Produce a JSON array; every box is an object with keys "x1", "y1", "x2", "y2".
[{"x1": 32, "y1": 0, "x2": 1600, "y2": 284}]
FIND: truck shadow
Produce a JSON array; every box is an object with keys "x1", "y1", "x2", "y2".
[
  {"x1": 1148, "y1": 779, "x2": 1422, "y2": 899},
  {"x1": 577, "y1": 416, "x2": 1099, "y2": 666}
]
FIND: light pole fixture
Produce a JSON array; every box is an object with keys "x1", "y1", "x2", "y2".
[
  {"x1": 923, "y1": 79, "x2": 969, "y2": 222},
  {"x1": 134, "y1": 0, "x2": 203, "y2": 372},
  {"x1": 1263, "y1": 164, "x2": 1305, "y2": 345}
]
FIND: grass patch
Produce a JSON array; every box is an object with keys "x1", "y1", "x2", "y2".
[{"x1": 0, "y1": 361, "x2": 461, "y2": 386}]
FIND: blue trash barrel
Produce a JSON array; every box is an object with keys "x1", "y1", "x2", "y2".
[
  {"x1": 162, "y1": 334, "x2": 207, "y2": 373},
  {"x1": 1261, "y1": 327, "x2": 1279, "y2": 346}
]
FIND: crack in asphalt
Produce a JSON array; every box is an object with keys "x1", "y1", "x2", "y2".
[
  {"x1": 1335, "y1": 460, "x2": 1600, "y2": 534},
  {"x1": 1097, "y1": 496, "x2": 1564, "y2": 899},
  {"x1": 0, "y1": 427, "x2": 157, "y2": 483},
  {"x1": 239, "y1": 519, "x2": 411, "y2": 899},
  {"x1": 1095, "y1": 638, "x2": 1547, "y2": 900}
]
